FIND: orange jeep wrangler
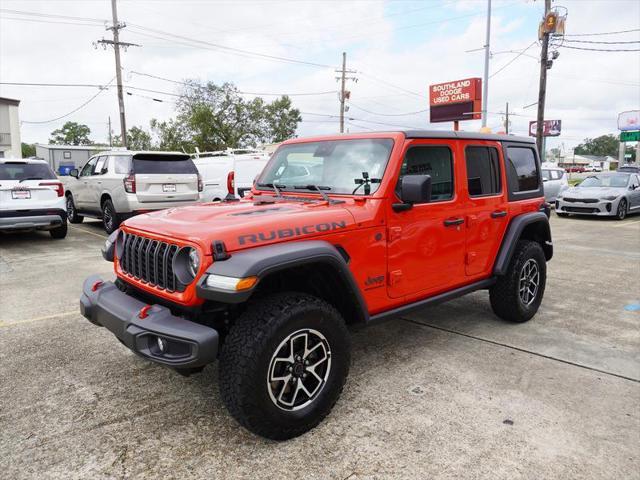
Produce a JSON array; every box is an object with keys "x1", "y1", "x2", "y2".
[{"x1": 81, "y1": 131, "x2": 552, "y2": 439}]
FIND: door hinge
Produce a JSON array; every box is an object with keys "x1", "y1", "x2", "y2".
[
  {"x1": 388, "y1": 226, "x2": 402, "y2": 242},
  {"x1": 388, "y1": 270, "x2": 403, "y2": 285}
]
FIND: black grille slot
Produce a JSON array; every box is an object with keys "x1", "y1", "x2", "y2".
[{"x1": 120, "y1": 233, "x2": 183, "y2": 292}]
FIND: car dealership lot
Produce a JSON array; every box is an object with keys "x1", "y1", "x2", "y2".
[{"x1": 1, "y1": 216, "x2": 639, "y2": 479}]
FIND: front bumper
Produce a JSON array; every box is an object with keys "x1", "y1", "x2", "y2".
[
  {"x1": 80, "y1": 275, "x2": 219, "y2": 368},
  {"x1": 0, "y1": 208, "x2": 66, "y2": 231},
  {"x1": 556, "y1": 198, "x2": 618, "y2": 216}
]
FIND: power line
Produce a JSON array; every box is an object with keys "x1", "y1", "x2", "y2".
[
  {"x1": 563, "y1": 28, "x2": 640, "y2": 37},
  {"x1": 564, "y1": 39, "x2": 640, "y2": 45},
  {"x1": 559, "y1": 45, "x2": 640, "y2": 52},
  {"x1": 0, "y1": 8, "x2": 106, "y2": 23},
  {"x1": 0, "y1": 15, "x2": 105, "y2": 27},
  {"x1": 21, "y1": 78, "x2": 115, "y2": 124},
  {"x1": 489, "y1": 41, "x2": 538, "y2": 78},
  {"x1": 349, "y1": 103, "x2": 428, "y2": 117}
]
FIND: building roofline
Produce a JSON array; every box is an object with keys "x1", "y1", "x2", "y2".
[
  {"x1": 0, "y1": 97, "x2": 20, "y2": 106},
  {"x1": 35, "y1": 144, "x2": 104, "y2": 150}
]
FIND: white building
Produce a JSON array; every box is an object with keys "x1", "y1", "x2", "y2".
[
  {"x1": 35, "y1": 144, "x2": 103, "y2": 174},
  {"x1": 0, "y1": 97, "x2": 21, "y2": 158}
]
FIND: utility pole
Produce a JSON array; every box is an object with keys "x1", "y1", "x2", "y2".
[
  {"x1": 335, "y1": 52, "x2": 357, "y2": 133},
  {"x1": 504, "y1": 102, "x2": 509, "y2": 134},
  {"x1": 536, "y1": 0, "x2": 552, "y2": 161},
  {"x1": 96, "y1": 0, "x2": 139, "y2": 149},
  {"x1": 481, "y1": 0, "x2": 492, "y2": 128},
  {"x1": 108, "y1": 116, "x2": 112, "y2": 147}
]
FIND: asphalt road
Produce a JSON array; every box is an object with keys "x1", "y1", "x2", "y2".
[{"x1": 1, "y1": 214, "x2": 639, "y2": 479}]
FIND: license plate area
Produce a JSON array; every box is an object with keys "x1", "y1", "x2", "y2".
[
  {"x1": 162, "y1": 184, "x2": 176, "y2": 193},
  {"x1": 12, "y1": 189, "x2": 31, "y2": 199}
]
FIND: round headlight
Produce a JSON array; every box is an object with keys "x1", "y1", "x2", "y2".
[{"x1": 188, "y1": 248, "x2": 200, "y2": 277}]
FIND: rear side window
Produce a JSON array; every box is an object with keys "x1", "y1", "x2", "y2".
[
  {"x1": 465, "y1": 147, "x2": 501, "y2": 197},
  {"x1": 551, "y1": 170, "x2": 563, "y2": 180},
  {"x1": 506, "y1": 147, "x2": 539, "y2": 192},
  {"x1": 0, "y1": 162, "x2": 56, "y2": 180},
  {"x1": 132, "y1": 156, "x2": 198, "y2": 174},
  {"x1": 114, "y1": 155, "x2": 132, "y2": 174},
  {"x1": 398, "y1": 146, "x2": 453, "y2": 202}
]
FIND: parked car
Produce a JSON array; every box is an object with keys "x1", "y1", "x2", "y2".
[
  {"x1": 584, "y1": 165, "x2": 602, "y2": 173},
  {"x1": 0, "y1": 158, "x2": 67, "y2": 238},
  {"x1": 64, "y1": 151, "x2": 202, "y2": 233},
  {"x1": 618, "y1": 165, "x2": 640, "y2": 173},
  {"x1": 192, "y1": 149, "x2": 270, "y2": 202},
  {"x1": 541, "y1": 167, "x2": 569, "y2": 202},
  {"x1": 556, "y1": 172, "x2": 640, "y2": 220},
  {"x1": 565, "y1": 166, "x2": 585, "y2": 173},
  {"x1": 81, "y1": 130, "x2": 552, "y2": 439}
]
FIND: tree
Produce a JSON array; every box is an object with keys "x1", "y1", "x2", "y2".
[
  {"x1": 50, "y1": 121, "x2": 92, "y2": 145},
  {"x1": 574, "y1": 134, "x2": 619, "y2": 157},
  {"x1": 154, "y1": 81, "x2": 301, "y2": 151},
  {"x1": 21, "y1": 143, "x2": 36, "y2": 158},
  {"x1": 113, "y1": 126, "x2": 153, "y2": 150}
]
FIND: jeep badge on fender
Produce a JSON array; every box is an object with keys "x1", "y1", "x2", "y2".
[{"x1": 80, "y1": 131, "x2": 552, "y2": 440}]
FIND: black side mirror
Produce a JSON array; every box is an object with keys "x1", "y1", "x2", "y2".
[
  {"x1": 393, "y1": 175, "x2": 432, "y2": 212},
  {"x1": 69, "y1": 169, "x2": 79, "y2": 178}
]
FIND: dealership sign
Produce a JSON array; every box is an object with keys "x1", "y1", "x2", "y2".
[
  {"x1": 529, "y1": 120, "x2": 562, "y2": 137},
  {"x1": 618, "y1": 110, "x2": 640, "y2": 131},
  {"x1": 429, "y1": 77, "x2": 482, "y2": 123}
]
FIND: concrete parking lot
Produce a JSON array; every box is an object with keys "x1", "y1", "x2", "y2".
[{"x1": 1, "y1": 214, "x2": 639, "y2": 479}]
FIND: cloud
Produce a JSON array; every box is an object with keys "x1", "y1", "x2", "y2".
[{"x1": 0, "y1": 0, "x2": 638, "y2": 151}]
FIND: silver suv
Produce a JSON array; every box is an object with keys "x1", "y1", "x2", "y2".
[{"x1": 64, "y1": 151, "x2": 202, "y2": 233}]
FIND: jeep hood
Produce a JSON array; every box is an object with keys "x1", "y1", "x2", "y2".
[{"x1": 123, "y1": 199, "x2": 358, "y2": 254}]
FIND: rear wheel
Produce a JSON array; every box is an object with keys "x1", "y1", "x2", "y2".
[
  {"x1": 101, "y1": 198, "x2": 120, "y2": 234},
  {"x1": 66, "y1": 194, "x2": 83, "y2": 224},
  {"x1": 490, "y1": 240, "x2": 546, "y2": 323},
  {"x1": 616, "y1": 199, "x2": 627, "y2": 220},
  {"x1": 219, "y1": 292, "x2": 351, "y2": 440},
  {"x1": 49, "y1": 221, "x2": 68, "y2": 239}
]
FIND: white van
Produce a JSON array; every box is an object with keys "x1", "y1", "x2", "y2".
[{"x1": 192, "y1": 149, "x2": 271, "y2": 202}]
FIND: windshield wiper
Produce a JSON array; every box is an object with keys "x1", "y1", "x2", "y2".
[
  {"x1": 256, "y1": 182, "x2": 285, "y2": 197},
  {"x1": 18, "y1": 177, "x2": 43, "y2": 183},
  {"x1": 293, "y1": 184, "x2": 332, "y2": 202}
]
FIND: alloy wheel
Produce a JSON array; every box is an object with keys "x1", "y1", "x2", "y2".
[
  {"x1": 617, "y1": 200, "x2": 627, "y2": 220},
  {"x1": 103, "y1": 204, "x2": 113, "y2": 230},
  {"x1": 518, "y1": 259, "x2": 540, "y2": 306},
  {"x1": 267, "y1": 328, "x2": 331, "y2": 411},
  {"x1": 67, "y1": 196, "x2": 74, "y2": 218}
]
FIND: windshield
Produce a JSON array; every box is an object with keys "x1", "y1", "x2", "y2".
[
  {"x1": 578, "y1": 174, "x2": 629, "y2": 188},
  {"x1": 0, "y1": 162, "x2": 56, "y2": 181},
  {"x1": 258, "y1": 139, "x2": 394, "y2": 195}
]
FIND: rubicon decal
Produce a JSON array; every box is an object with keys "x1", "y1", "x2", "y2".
[
  {"x1": 238, "y1": 221, "x2": 348, "y2": 245},
  {"x1": 364, "y1": 275, "x2": 385, "y2": 289}
]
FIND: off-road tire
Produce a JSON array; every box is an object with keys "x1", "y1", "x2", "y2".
[
  {"x1": 101, "y1": 198, "x2": 120, "y2": 234},
  {"x1": 49, "y1": 221, "x2": 68, "y2": 239},
  {"x1": 66, "y1": 194, "x2": 83, "y2": 224},
  {"x1": 490, "y1": 240, "x2": 546, "y2": 323},
  {"x1": 616, "y1": 199, "x2": 627, "y2": 220},
  {"x1": 219, "y1": 292, "x2": 351, "y2": 440}
]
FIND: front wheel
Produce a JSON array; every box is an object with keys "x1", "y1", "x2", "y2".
[
  {"x1": 616, "y1": 199, "x2": 627, "y2": 220},
  {"x1": 219, "y1": 292, "x2": 351, "y2": 440},
  {"x1": 490, "y1": 240, "x2": 547, "y2": 323},
  {"x1": 66, "y1": 194, "x2": 83, "y2": 224}
]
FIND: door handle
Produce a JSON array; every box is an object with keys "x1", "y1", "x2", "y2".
[
  {"x1": 444, "y1": 218, "x2": 464, "y2": 227},
  {"x1": 491, "y1": 210, "x2": 507, "y2": 218}
]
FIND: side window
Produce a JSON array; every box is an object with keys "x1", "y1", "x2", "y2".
[
  {"x1": 506, "y1": 147, "x2": 539, "y2": 192},
  {"x1": 631, "y1": 174, "x2": 640, "y2": 188},
  {"x1": 114, "y1": 155, "x2": 133, "y2": 174},
  {"x1": 465, "y1": 146, "x2": 501, "y2": 197},
  {"x1": 80, "y1": 157, "x2": 97, "y2": 177},
  {"x1": 398, "y1": 146, "x2": 453, "y2": 202},
  {"x1": 94, "y1": 156, "x2": 108, "y2": 175},
  {"x1": 541, "y1": 169, "x2": 551, "y2": 181}
]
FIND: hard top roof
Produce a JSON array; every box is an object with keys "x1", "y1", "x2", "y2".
[{"x1": 403, "y1": 130, "x2": 534, "y2": 144}]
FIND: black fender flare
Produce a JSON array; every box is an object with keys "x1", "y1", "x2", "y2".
[
  {"x1": 493, "y1": 211, "x2": 552, "y2": 276},
  {"x1": 196, "y1": 240, "x2": 370, "y2": 322}
]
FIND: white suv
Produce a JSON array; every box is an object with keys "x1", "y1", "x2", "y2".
[
  {"x1": 64, "y1": 151, "x2": 202, "y2": 233},
  {"x1": 0, "y1": 158, "x2": 67, "y2": 238}
]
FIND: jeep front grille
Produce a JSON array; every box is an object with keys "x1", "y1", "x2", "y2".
[{"x1": 119, "y1": 233, "x2": 182, "y2": 292}]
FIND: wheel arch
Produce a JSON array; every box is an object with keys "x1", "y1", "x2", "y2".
[
  {"x1": 100, "y1": 192, "x2": 112, "y2": 207},
  {"x1": 493, "y1": 211, "x2": 552, "y2": 276},
  {"x1": 196, "y1": 240, "x2": 369, "y2": 325}
]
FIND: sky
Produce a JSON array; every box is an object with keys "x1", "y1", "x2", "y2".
[{"x1": 1, "y1": 0, "x2": 639, "y2": 154}]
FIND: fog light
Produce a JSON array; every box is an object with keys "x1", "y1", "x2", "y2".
[{"x1": 157, "y1": 337, "x2": 168, "y2": 353}]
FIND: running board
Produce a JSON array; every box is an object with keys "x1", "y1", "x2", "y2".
[{"x1": 368, "y1": 278, "x2": 496, "y2": 324}]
